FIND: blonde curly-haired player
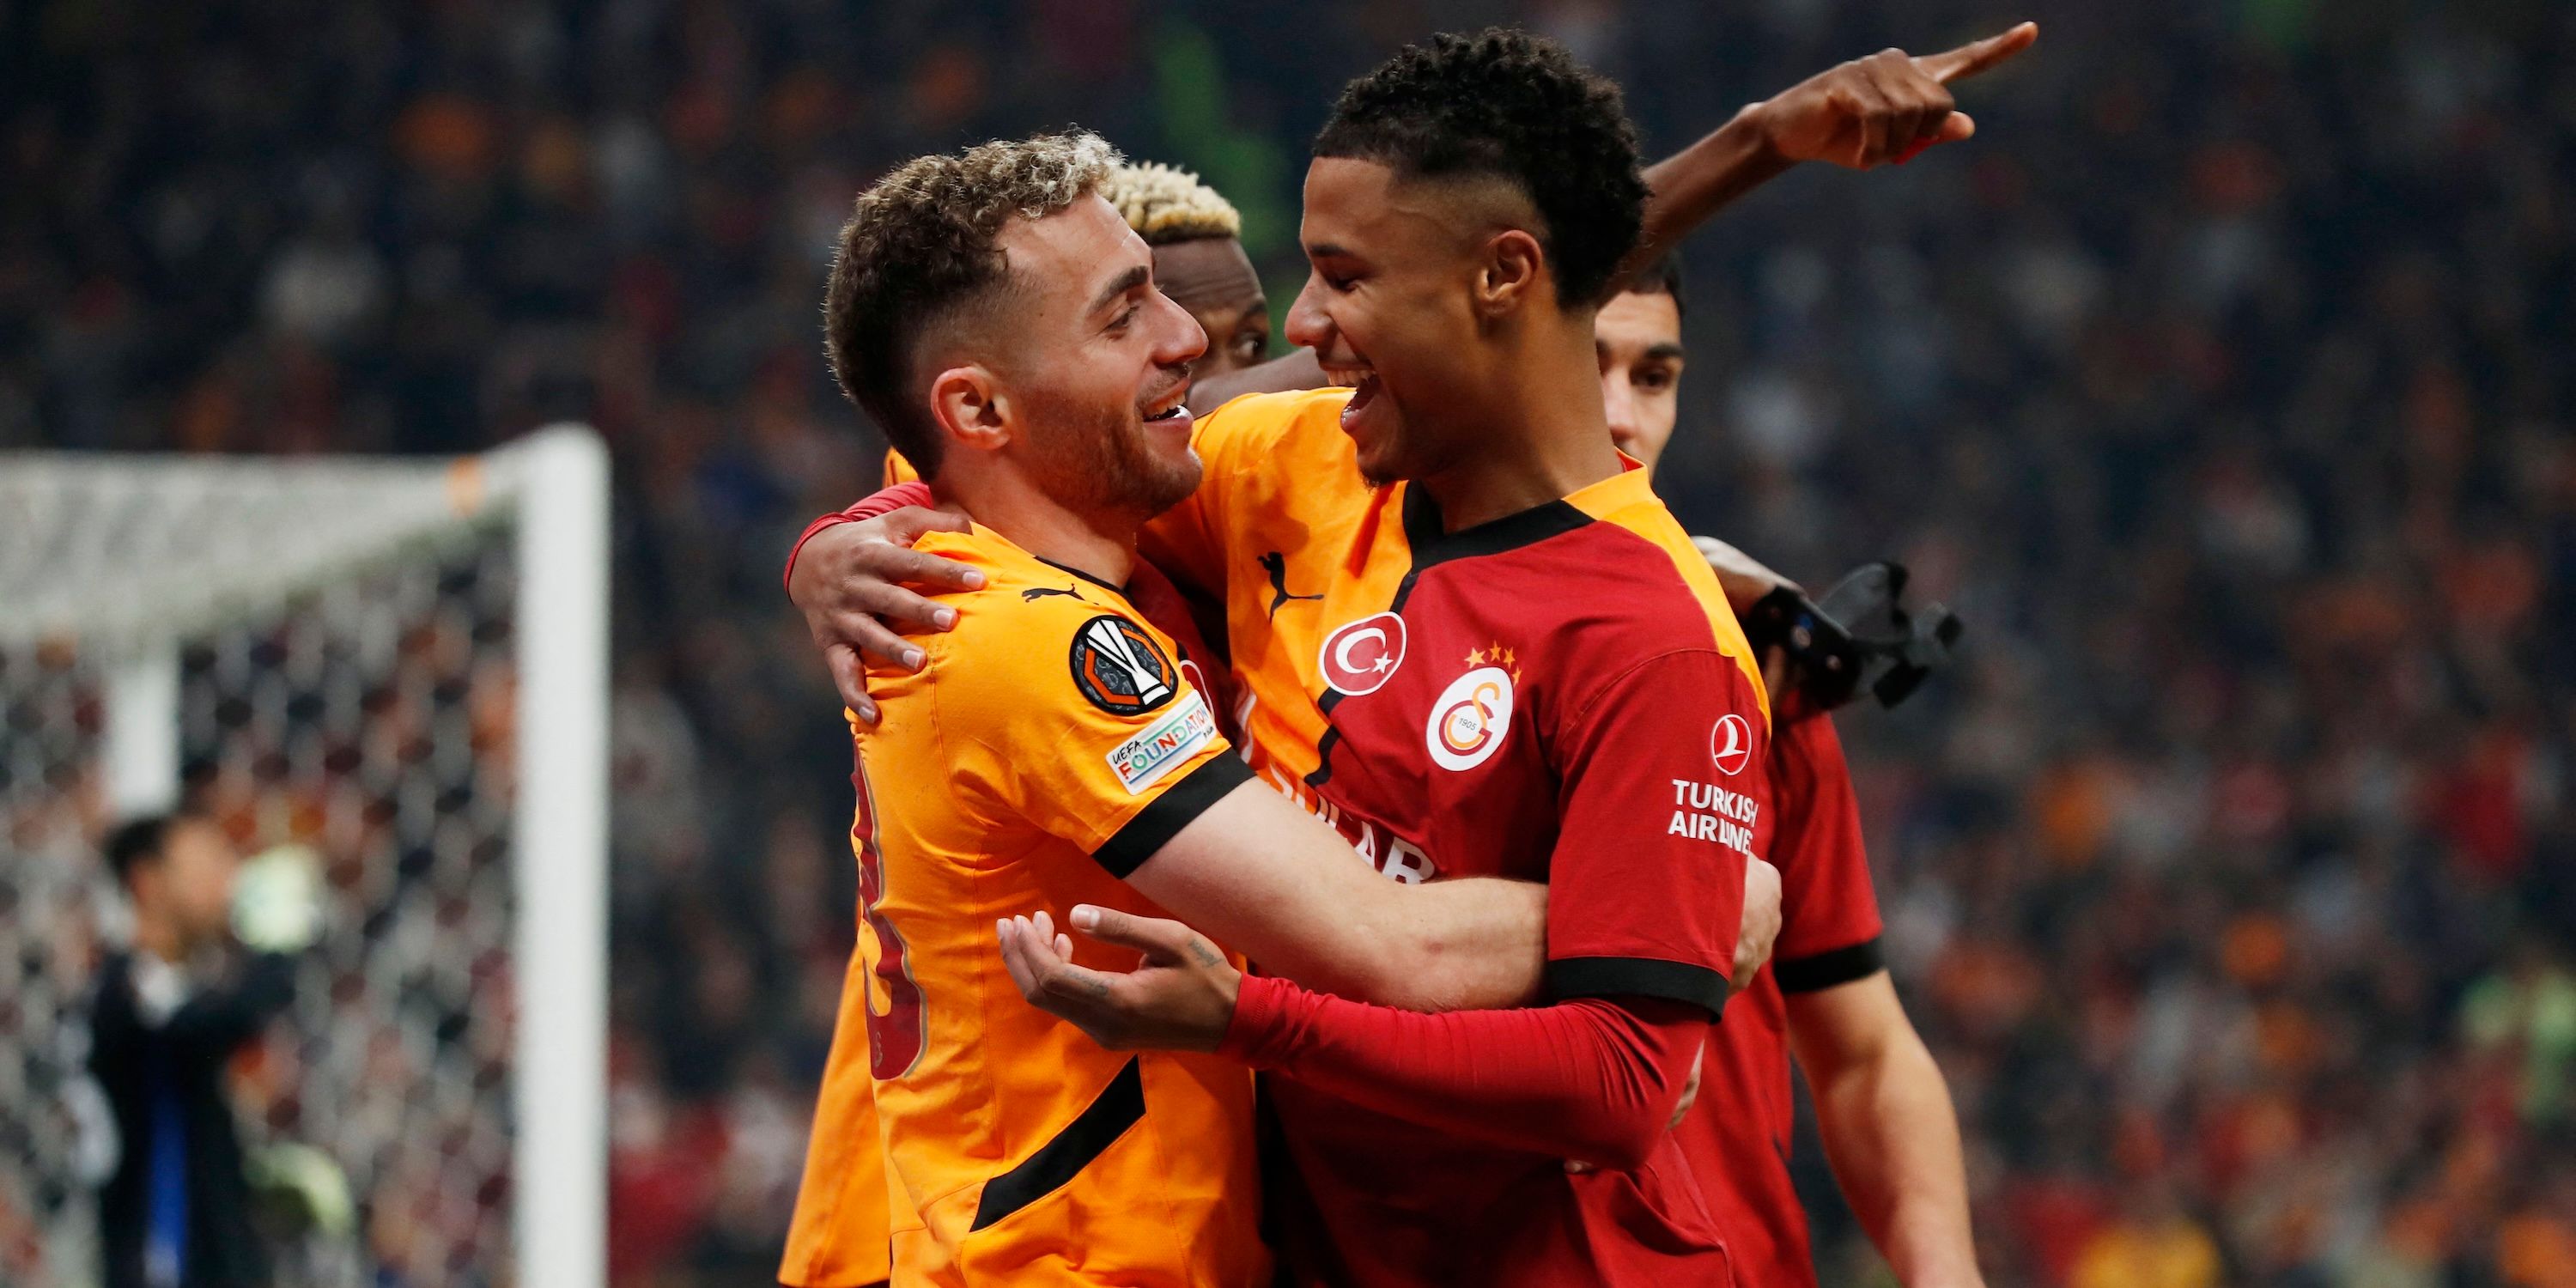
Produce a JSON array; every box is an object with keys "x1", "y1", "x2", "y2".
[{"x1": 1103, "y1": 162, "x2": 1273, "y2": 374}]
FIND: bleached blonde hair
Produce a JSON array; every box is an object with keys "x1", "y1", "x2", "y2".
[{"x1": 1103, "y1": 161, "x2": 1242, "y2": 246}]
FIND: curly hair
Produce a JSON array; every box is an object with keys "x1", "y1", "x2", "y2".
[
  {"x1": 1104, "y1": 161, "x2": 1242, "y2": 246},
  {"x1": 1312, "y1": 28, "x2": 1645, "y2": 307},
  {"x1": 823, "y1": 131, "x2": 1120, "y2": 476}
]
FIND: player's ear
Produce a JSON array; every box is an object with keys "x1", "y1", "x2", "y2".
[
  {"x1": 929, "y1": 365, "x2": 1011, "y2": 454},
  {"x1": 1475, "y1": 229, "x2": 1545, "y2": 318}
]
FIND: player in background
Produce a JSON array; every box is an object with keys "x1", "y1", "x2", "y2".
[
  {"x1": 793, "y1": 22, "x2": 2038, "y2": 718},
  {"x1": 779, "y1": 131, "x2": 1778, "y2": 1287},
  {"x1": 1588, "y1": 260, "x2": 1983, "y2": 1287}
]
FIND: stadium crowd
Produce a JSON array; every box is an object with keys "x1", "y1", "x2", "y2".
[{"x1": 4, "y1": 0, "x2": 2572, "y2": 1285}]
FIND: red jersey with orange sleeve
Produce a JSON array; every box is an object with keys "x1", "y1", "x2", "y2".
[
  {"x1": 1678, "y1": 707, "x2": 1888, "y2": 1288},
  {"x1": 1169, "y1": 388, "x2": 1774, "y2": 1286}
]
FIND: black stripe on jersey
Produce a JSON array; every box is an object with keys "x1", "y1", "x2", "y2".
[
  {"x1": 1773, "y1": 936, "x2": 1886, "y2": 993},
  {"x1": 1397, "y1": 483, "x2": 1595, "y2": 568},
  {"x1": 969, "y1": 1057, "x2": 1145, "y2": 1231},
  {"x1": 1546, "y1": 956, "x2": 1732, "y2": 1018},
  {"x1": 1094, "y1": 752, "x2": 1255, "y2": 878},
  {"x1": 1305, "y1": 484, "x2": 1597, "y2": 789}
]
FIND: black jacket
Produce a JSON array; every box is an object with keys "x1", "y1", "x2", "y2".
[{"x1": 87, "y1": 949, "x2": 296, "y2": 1288}]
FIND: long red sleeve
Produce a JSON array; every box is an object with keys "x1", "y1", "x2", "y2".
[
  {"x1": 783, "y1": 482, "x2": 934, "y2": 592},
  {"x1": 1219, "y1": 974, "x2": 1708, "y2": 1170}
]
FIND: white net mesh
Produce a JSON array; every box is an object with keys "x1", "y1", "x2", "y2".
[{"x1": 1, "y1": 483, "x2": 529, "y2": 1287}]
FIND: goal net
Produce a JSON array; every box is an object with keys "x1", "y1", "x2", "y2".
[{"x1": 0, "y1": 428, "x2": 609, "y2": 1288}]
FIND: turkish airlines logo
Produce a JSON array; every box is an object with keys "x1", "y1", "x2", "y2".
[
  {"x1": 1318, "y1": 612, "x2": 1407, "y2": 696},
  {"x1": 1426, "y1": 665, "x2": 1516, "y2": 771},
  {"x1": 1710, "y1": 713, "x2": 1754, "y2": 777}
]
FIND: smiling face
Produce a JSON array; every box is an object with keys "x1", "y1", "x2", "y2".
[
  {"x1": 1151, "y1": 236, "x2": 1270, "y2": 376},
  {"x1": 1594, "y1": 288, "x2": 1685, "y2": 471},
  {"x1": 1285, "y1": 157, "x2": 1511, "y2": 485},
  {"x1": 980, "y1": 194, "x2": 1208, "y2": 522}
]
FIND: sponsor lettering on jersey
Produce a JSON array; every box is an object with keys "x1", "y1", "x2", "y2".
[
  {"x1": 1248, "y1": 755, "x2": 1440, "y2": 883},
  {"x1": 1318, "y1": 611, "x2": 1407, "y2": 696},
  {"x1": 1667, "y1": 776, "x2": 1763, "y2": 859},
  {"x1": 1105, "y1": 692, "x2": 1219, "y2": 793}
]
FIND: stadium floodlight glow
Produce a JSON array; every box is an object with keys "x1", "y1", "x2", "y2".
[{"x1": 0, "y1": 427, "x2": 610, "y2": 1288}]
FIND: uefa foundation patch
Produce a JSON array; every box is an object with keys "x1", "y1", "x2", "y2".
[{"x1": 1106, "y1": 693, "x2": 1218, "y2": 793}]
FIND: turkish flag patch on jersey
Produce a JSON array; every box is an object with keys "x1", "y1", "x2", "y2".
[{"x1": 1069, "y1": 614, "x2": 1180, "y2": 714}]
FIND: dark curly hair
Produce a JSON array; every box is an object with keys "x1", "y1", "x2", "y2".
[
  {"x1": 1313, "y1": 28, "x2": 1646, "y2": 308},
  {"x1": 823, "y1": 131, "x2": 1118, "y2": 476}
]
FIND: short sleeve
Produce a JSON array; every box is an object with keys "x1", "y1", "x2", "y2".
[
  {"x1": 933, "y1": 598, "x2": 1250, "y2": 878},
  {"x1": 1767, "y1": 713, "x2": 1887, "y2": 993},
  {"x1": 1542, "y1": 649, "x2": 1771, "y2": 1018}
]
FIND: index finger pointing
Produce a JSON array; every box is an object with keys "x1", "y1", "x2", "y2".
[{"x1": 1915, "y1": 21, "x2": 2036, "y2": 85}]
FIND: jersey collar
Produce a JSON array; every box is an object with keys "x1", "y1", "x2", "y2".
[{"x1": 1396, "y1": 481, "x2": 1594, "y2": 568}]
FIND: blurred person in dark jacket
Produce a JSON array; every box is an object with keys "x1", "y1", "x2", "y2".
[{"x1": 87, "y1": 812, "x2": 320, "y2": 1288}]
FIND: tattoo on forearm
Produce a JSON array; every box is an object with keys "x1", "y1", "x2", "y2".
[{"x1": 1187, "y1": 940, "x2": 1222, "y2": 969}]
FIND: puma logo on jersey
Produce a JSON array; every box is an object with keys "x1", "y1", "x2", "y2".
[
  {"x1": 1023, "y1": 585, "x2": 1084, "y2": 603},
  {"x1": 1260, "y1": 551, "x2": 1324, "y2": 617}
]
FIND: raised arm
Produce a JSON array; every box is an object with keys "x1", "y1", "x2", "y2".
[{"x1": 1616, "y1": 21, "x2": 2038, "y2": 295}]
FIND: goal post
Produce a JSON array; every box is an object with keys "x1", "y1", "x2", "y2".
[
  {"x1": 0, "y1": 425, "x2": 610, "y2": 1288},
  {"x1": 507, "y1": 428, "x2": 611, "y2": 1288}
]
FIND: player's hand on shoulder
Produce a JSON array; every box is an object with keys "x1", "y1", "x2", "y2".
[
  {"x1": 995, "y1": 905, "x2": 1240, "y2": 1054},
  {"x1": 790, "y1": 506, "x2": 983, "y2": 721},
  {"x1": 1748, "y1": 21, "x2": 2037, "y2": 170},
  {"x1": 1735, "y1": 857, "x2": 1784, "y2": 985}
]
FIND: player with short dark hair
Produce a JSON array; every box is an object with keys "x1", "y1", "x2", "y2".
[{"x1": 1575, "y1": 251, "x2": 1984, "y2": 1288}]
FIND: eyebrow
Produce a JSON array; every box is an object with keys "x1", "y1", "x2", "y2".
[
  {"x1": 1088, "y1": 264, "x2": 1151, "y2": 318},
  {"x1": 1304, "y1": 242, "x2": 1351, "y2": 261},
  {"x1": 1643, "y1": 343, "x2": 1686, "y2": 362}
]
